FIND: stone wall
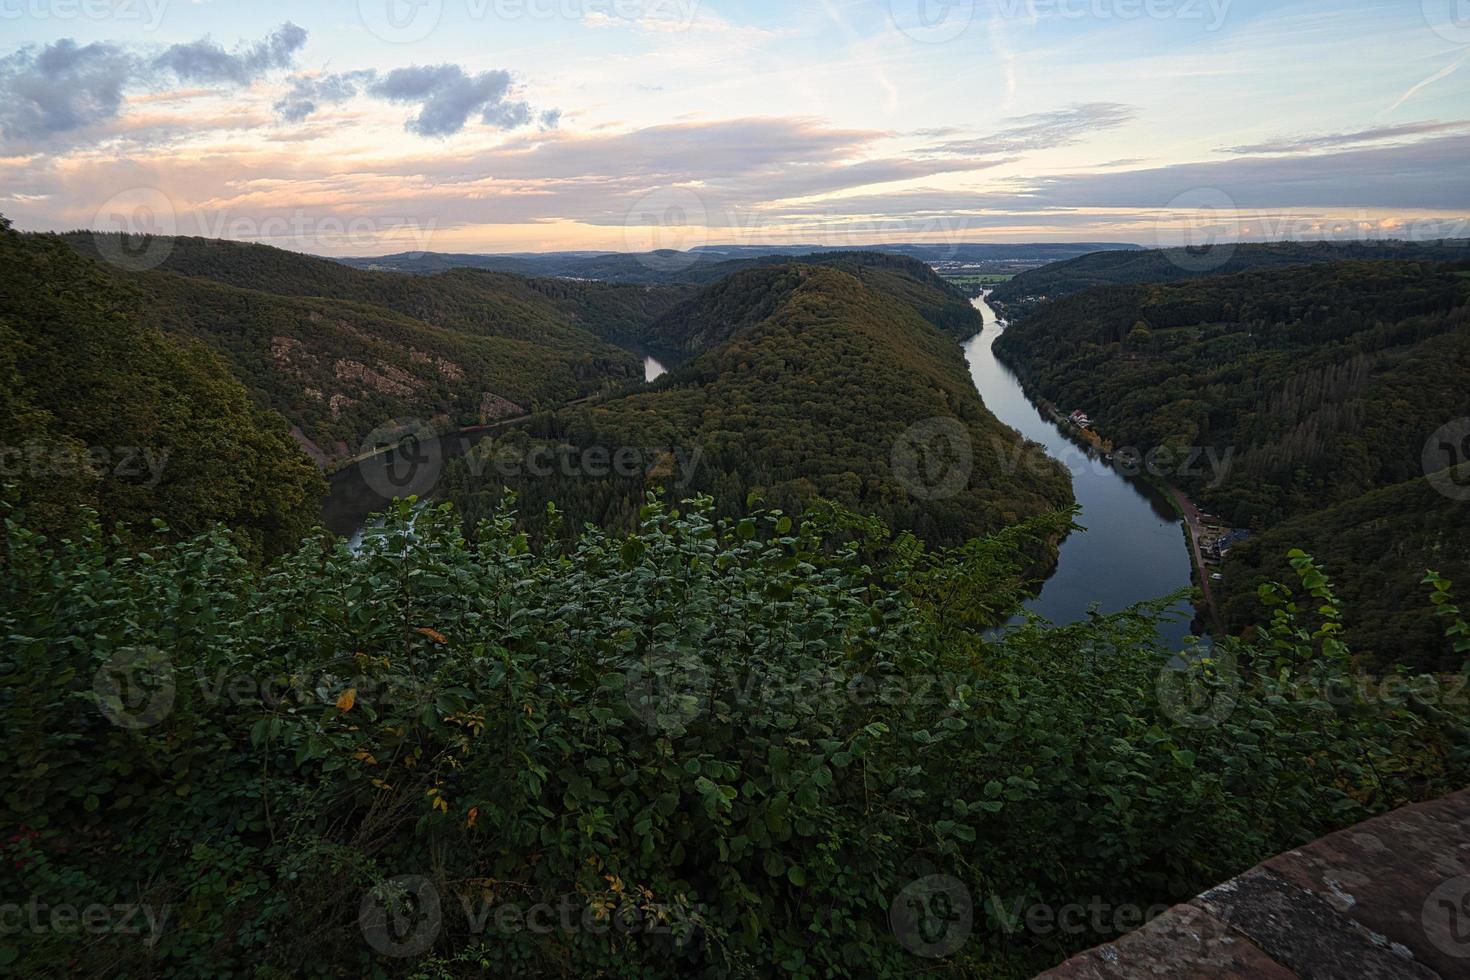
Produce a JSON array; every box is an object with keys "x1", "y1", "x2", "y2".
[{"x1": 1035, "y1": 788, "x2": 1470, "y2": 978}]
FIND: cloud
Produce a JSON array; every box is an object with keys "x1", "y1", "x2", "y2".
[
  {"x1": 10, "y1": 117, "x2": 1467, "y2": 255},
  {"x1": 1218, "y1": 121, "x2": 1469, "y2": 155},
  {"x1": 368, "y1": 65, "x2": 541, "y2": 137},
  {"x1": 0, "y1": 40, "x2": 138, "y2": 139},
  {"x1": 0, "y1": 25, "x2": 306, "y2": 142},
  {"x1": 274, "y1": 71, "x2": 375, "y2": 124},
  {"x1": 923, "y1": 102, "x2": 1136, "y2": 157},
  {"x1": 278, "y1": 64, "x2": 554, "y2": 135},
  {"x1": 492, "y1": 117, "x2": 885, "y2": 199},
  {"x1": 1017, "y1": 135, "x2": 1470, "y2": 210},
  {"x1": 153, "y1": 22, "x2": 306, "y2": 85},
  {"x1": 1, "y1": 26, "x2": 552, "y2": 145}
]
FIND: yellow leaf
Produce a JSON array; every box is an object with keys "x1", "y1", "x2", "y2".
[
  {"x1": 466, "y1": 806, "x2": 479, "y2": 829},
  {"x1": 416, "y1": 627, "x2": 447, "y2": 644},
  {"x1": 336, "y1": 688, "x2": 357, "y2": 712}
]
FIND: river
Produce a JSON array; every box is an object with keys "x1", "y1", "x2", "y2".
[
  {"x1": 324, "y1": 303, "x2": 1200, "y2": 645},
  {"x1": 965, "y1": 294, "x2": 1199, "y2": 647}
]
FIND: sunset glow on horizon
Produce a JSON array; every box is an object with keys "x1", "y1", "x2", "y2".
[{"x1": 3, "y1": 0, "x2": 1469, "y2": 255}]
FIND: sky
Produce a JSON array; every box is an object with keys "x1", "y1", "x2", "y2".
[{"x1": 1, "y1": 0, "x2": 1468, "y2": 255}]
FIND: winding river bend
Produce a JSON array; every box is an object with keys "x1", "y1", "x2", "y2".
[
  {"x1": 965, "y1": 295, "x2": 1198, "y2": 648},
  {"x1": 324, "y1": 299, "x2": 1199, "y2": 646}
]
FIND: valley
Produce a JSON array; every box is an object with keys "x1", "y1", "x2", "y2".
[
  {"x1": 4, "y1": 6, "x2": 1468, "y2": 976},
  {"x1": 4, "y1": 218, "x2": 1468, "y2": 978}
]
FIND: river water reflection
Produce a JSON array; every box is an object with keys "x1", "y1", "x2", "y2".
[{"x1": 964, "y1": 295, "x2": 1198, "y2": 648}]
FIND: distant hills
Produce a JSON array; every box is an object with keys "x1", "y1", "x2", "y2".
[
  {"x1": 989, "y1": 240, "x2": 1470, "y2": 317},
  {"x1": 338, "y1": 242, "x2": 1143, "y2": 282},
  {"x1": 626, "y1": 251, "x2": 984, "y2": 355}
]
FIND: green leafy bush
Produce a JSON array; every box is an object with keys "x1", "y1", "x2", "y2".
[{"x1": 1, "y1": 496, "x2": 1465, "y2": 977}]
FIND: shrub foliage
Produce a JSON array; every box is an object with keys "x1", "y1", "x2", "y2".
[{"x1": 1, "y1": 494, "x2": 1466, "y2": 977}]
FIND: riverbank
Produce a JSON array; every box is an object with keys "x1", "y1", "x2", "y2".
[
  {"x1": 977, "y1": 298, "x2": 1215, "y2": 638},
  {"x1": 965, "y1": 295, "x2": 1198, "y2": 648},
  {"x1": 1167, "y1": 486, "x2": 1223, "y2": 632}
]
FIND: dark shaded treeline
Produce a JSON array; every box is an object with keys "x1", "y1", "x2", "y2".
[{"x1": 989, "y1": 239, "x2": 1470, "y2": 319}]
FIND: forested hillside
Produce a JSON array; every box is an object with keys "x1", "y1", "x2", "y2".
[
  {"x1": 613, "y1": 253, "x2": 980, "y2": 358},
  {"x1": 993, "y1": 260, "x2": 1470, "y2": 667},
  {"x1": 59, "y1": 234, "x2": 683, "y2": 461},
  {"x1": 989, "y1": 240, "x2": 1470, "y2": 318},
  {"x1": 444, "y1": 263, "x2": 1073, "y2": 547},
  {"x1": 1218, "y1": 467, "x2": 1470, "y2": 671},
  {"x1": 0, "y1": 218, "x2": 322, "y2": 557},
  {"x1": 68, "y1": 233, "x2": 691, "y2": 341}
]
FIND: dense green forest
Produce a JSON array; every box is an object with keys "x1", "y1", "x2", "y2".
[
  {"x1": 988, "y1": 240, "x2": 1470, "y2": 318},
  {"x1": 596, "y1": 253, "x2": 980, "y2": 358},
  {"x1": 993, "y1": 260, "x2": 1470, "y2": 668},
  {"x1": 2, "y1": 494, "x2": 1466, "y2": 977},
  {"x1": 61, "y1": 234, "x2": 683, "y2": 460},
  {"x1": 1218, "y1": 467, "x2": 1470, "y2": 671},
  {"x1": 443, "y1": 262, "x2": 1073, "y2": 548},
  {"x1": 0, "y1": 218, "x2": 322, "y2": 558},
  {"x1": 67, "y1": 233, "x2": 694, "y2": 347}
]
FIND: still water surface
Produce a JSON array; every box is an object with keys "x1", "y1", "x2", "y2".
[{"x1": 965, "y1": 295, "x2": 1198, "y2": 647}]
